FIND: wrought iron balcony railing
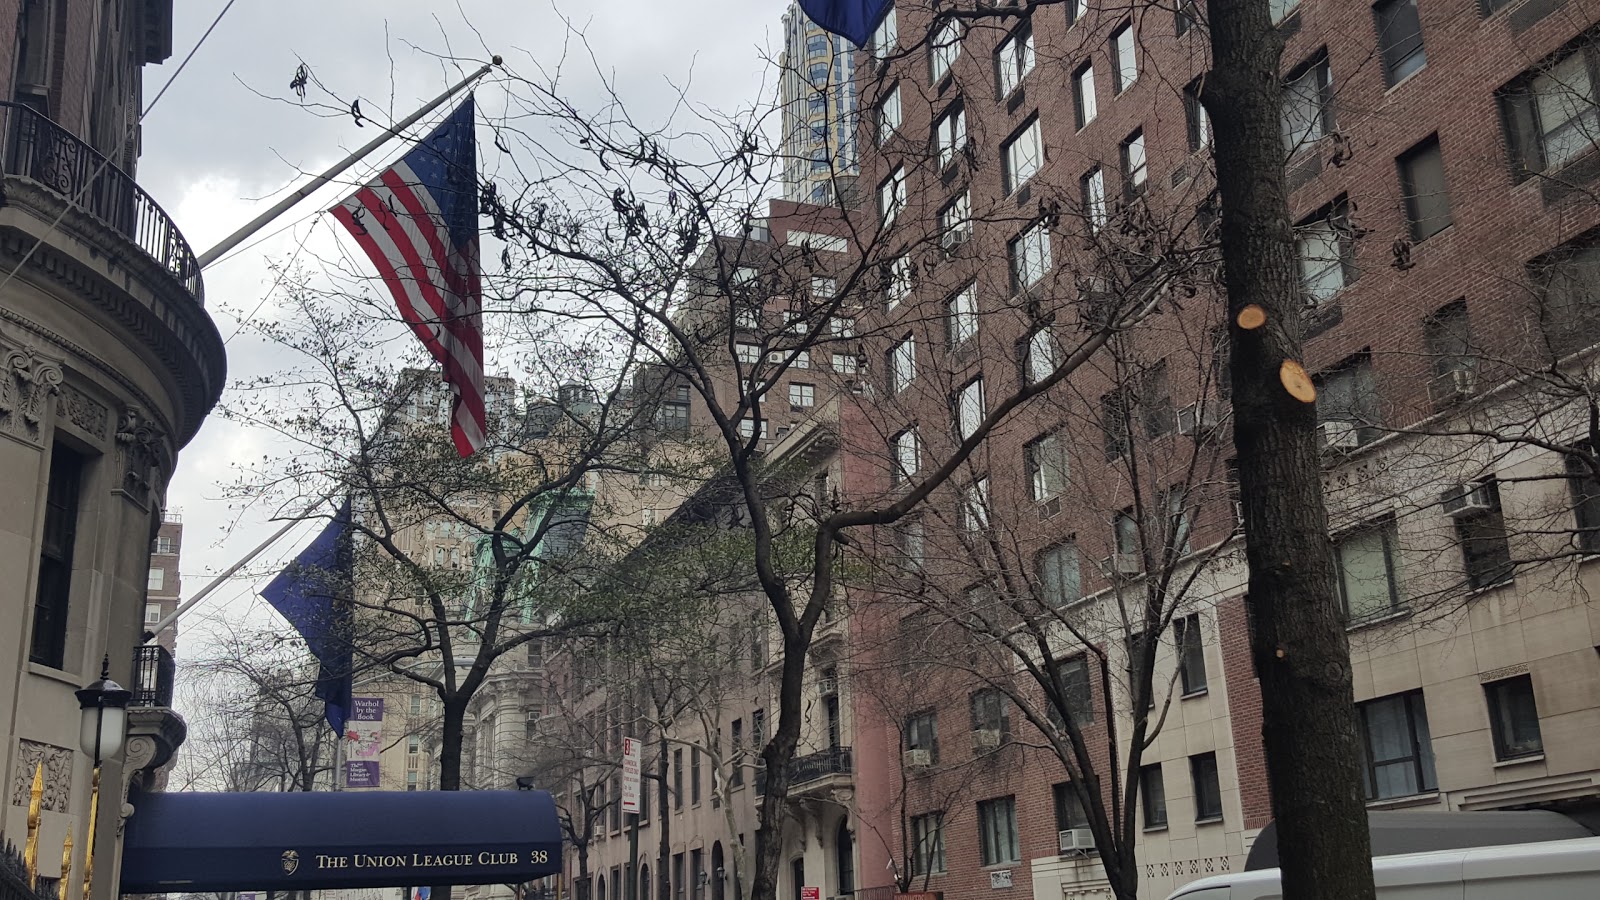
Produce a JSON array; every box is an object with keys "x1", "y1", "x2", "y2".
[
  {"x1": 131, "y1": 644, "x2": 175, "y2": 708},
  {"x1": 0, "y1": 102, "x2": 202, "y2": 302},
  {"x1": 754, "y1": 746, "x2": 852, "y2": 795}
]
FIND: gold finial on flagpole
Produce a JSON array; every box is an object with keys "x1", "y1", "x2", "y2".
[
  {"x1": 24, "y1": 762, "x2": 44, "y2": 888},
  {"x1": 59, "y1": 833, "x2": 74, "y2": 900}
]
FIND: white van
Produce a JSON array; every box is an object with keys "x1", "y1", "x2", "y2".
[{"x1": 1165, "y1": 836, "x2": 1600, "y2": 899}]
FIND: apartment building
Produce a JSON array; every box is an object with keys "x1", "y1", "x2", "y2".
[
  {"x1": 780, "y1": 2, "x2": 861, "y2": 205},
  {"x1": 144, "y1": 515, "x2": 183, "y2": 656},
  {"x1": 0, "y1": 2, "x2": 222, "y2": 898},
  {"x1": 843, "y1": 2, "x2": 1600, "y2": 900}
]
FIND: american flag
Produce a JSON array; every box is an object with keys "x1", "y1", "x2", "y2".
[{"x1": 332, "y1": 95, "x2": 487, "y2": 456}]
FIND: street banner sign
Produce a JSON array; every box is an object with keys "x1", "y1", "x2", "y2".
[
  {"x1": 621, "y1": 737, "x2": 642, "y2": 814},
  {"x1": 345, "y1": 697, "x2": 384, "y2": 788}
]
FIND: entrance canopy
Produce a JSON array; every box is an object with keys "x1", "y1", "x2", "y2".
[{"x1": 121, "y1": 790, "x2": 562, "y2": 894}]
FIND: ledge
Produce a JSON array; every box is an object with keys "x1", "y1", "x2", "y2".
[
  {"x1": 1494, "y1": 753, "x2": 1545, "y2": 768},
  {"x1": 1366, "y1": 791, "x2": 1440, "y2": 810}
]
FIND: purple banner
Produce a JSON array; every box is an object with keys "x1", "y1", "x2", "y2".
[
  {"x1": 351, "y1": 697, "x2": 384, "y2": 721},
  {"x1": 345, "y1": 760, "x2": 381, "y2": 788}
]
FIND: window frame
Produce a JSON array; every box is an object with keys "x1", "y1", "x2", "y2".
[
  {"x1": 910, "y1": 812, "x2": 946, "y2": 875},
  {"x1": 1374, "y1": 0, "x2": 1427, "y2": 87},
  {"x1": 1484, "y1": 673, "x2": 1543, "y2": 761},
  {"x1": 1334, "y1": 518, "x2": 1404, "y2": 621},
  {"x1": 1121, "y1": 129, "x2": 1148, "y2": 196},
  {"x1": 1110, "y1": 23, "x2": 1138, "y2": 94},
  {"x1": 1035, "y1": 542, "x2": 1081, "y2": 607},
  {"x1": 1174, "y1": 613, "x2": 1208, "y2": 694},
  {"x1": 1398, "y1": 134, "x2": 1452, "y2": 242},
  {"x1": 891, "y1": 428, "x2": 920, "y2": 485},
  {"x1": 1296, "y1": 196, "x2": 1355, "y2": 305},
  {"x1": 995, "y1": 22, "x2": 1035, "y2": 97},
  {"x1": 1008, "y1": 220, "x2": 1052, "y2": 292},
  {"x1": 878, "y1": 166, "x2": 907, "y2": 226},
  {"x1": 934, "y1": 100, "x2": 967, "y2": 169},
  {"x1": 1002, "y1": 116, "x2": 1044, "y2": 195},
  {"x1": 1190, "y1": 752, "x2": 1223, "y2": 822},
  {"x1": 930, "y1": 18, "x2": 962, "y2": 83},
  {"x1": 1282, "y1": 53, "x2": 1335, "y2": 155},
  {"x1": 889, "y1": 335, "x2": 916, "y2": 395},
  {"x1": 977, "y1": 796, "x2": 1021, "y2": 866},
  {"x1": 1567, "y1": 451, "x2": 1600, "y2": 554},
  {"x1": 940, "y1": 191, "x2": 972, "y2": 248},
  {"x1": 947, "y1": 283, "x2": 979, "y2": 346},
  {"x1": 1025, "y1": 432, "x2": 1069, "y2": 502},
  {"x1": 1140, "y1": 764, "x2": 1168, "y2": 828},
  {"x1": 1453, "y1": 478, "x2": 1513, "y2": 590},
  {"x1": 1073, "y1": 63, "x2": 1098, "y2": 129},
  {"x1": 957, "y1": 376, "x2": 986, "y2": 441},
  {"x1": 1082, "y1": 167, "x2": 1108, "y2": 232},
  {"x1": 1356, "y1": 689, "x2": 1438, "y2": 800}
]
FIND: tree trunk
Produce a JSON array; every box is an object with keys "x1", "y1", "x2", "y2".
[
  {"x1": 577, "y1": 846, "x2": 592, "y2": 900},
  {"x1": 1205, "y1": 3, "x2": 1376, "y2": 899},
  {"x1": 748, "y1": 630, "x2": 806, "y2": 900},
  {"x1": 433, "y1": 697, "x2": 468, "y2": 900}
]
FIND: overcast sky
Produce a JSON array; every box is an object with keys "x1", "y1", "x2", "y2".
[{"x1": 145, "y1": 1, "x2": 786, "y2": 669}]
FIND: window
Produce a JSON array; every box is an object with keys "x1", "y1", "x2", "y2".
[
  {"x1": 831, "y1": 316, "x2": 855, "y2": 338},
  {"x1": 30, "y1": 445, "x2": 83, "y2": 668},
  {"x1": 1176, "y1": 1, "x2": 1198, "y2": 35},
  {"x1": 789, "y1": 383, "x2": 815, "y2": 408},
  {"x1": 1283, "y1": 55, "x2": 1334, "y2": 153},
  {"x1": 885, "y1": 254, "x2": 913, "y2": 308},
  {"x1": 674, "y1": 748, "x2": 685, "y2": 809},
  {"x1": 1501, "y1": 44, "x2": 1600, "y2": 178},
  {"x1": 970, "y1": 689, "x2": 1009, "y2": 735},
  {"x1": 1101, "y1": 387, "x2": 1131, "y2": 459},
  {"x1": 910, "y1": 813, "x2": 945, "y2": 875},
  {"x1": 1023, "y1": 328, "x2": 1055, "y2": 386},
  {"x1": 1424, "y1": 301, "x2": 1474, "y2": 394},
  {"x1": 673, "y1": 855, "x2": 685, "y2": 900},
  {"x1": 1141, "y1": 764, "x2": 1168, "y2": 828},
  {"x1": 940, "y1": 192, "x2": 972, "y2": 248},
  {"x1": 870, "y1": 7, "x2": 898, "y2": 60},
  {"x1": 1273, "y1": 0, "x2": 1302, "y2": 19},
  {"x1": 1374, "y1": 0, "x2": 1426, "y2": 86},
  {"x1": 897, "y1": 518, "x2": 926, "y2": 572},
  {"x1": 1485, "y1": 674, "x2": 1543, "y2": 760},
  {"x1": 791, "y1": 349, "x2": 811, "y2": 369},
  {"x1": 905, "y1": 710, "x2": 939, "y2": 763},
  {"x1": 977, "y1": 796, "x2": 1020, "y2": 865},
  {"x1": 154, "y1": 535, "x2": 175, "y2": 554},
  {"x1": 1357, "y1": 690, "x2": 1437, "y2": 799},
  {"x1": 1002, "y1": 117, "x2": 1043, "y2": 194},
  {"x1": 1297, "y1": 198, "x2": 1353, "y2": 304},
  {"x1": 737, "y1": 419, "x2": 768, "y2": 441},
  {"x1": 934, "y1": 102, "x2": 967, "y2": 168},
  {"x1": 808, "y1": 62, "x2": 829, "y2": 85},
  {"x1": 957, "y1": 377, "x2": 985, "y2": 440},
  {"x1": 736, "y1": 342, "x2": 762, "y2": 366},
  {"x1": 961, "y1": 478, "x2": 991, "y2": 532},
  {"x1": 1162, "y1": 486, "x2": 1193, "y2": 557},
  {"x1": 1398, "y1": 136, "x2": 1451, "y2": 241},
  {"x1": 1111, "y1": 23, "x2": 1138, "y2": 92},
  {"x1": 1121, "y1": 129, "x2": 1148, "y2": 196},
  {"x1": 1052, "y1": 655, "x2": 1093, "y2": 725},
  {"x1": 832, "y1": 353, "x2": 859, "y2": 375},
  {"x1": 1315, "y1": 353, "x2": 1380, "y2": 443},
  {"x1": 1082, "y1": 167, "x2": 1108, "y2": 232},
  {"x1": 1190, "y1": 752, "x2": 1223, "y2": 821},
  {"x1": 1535, "y1": 241, "x2": 1600, "y2": 356},
  {"x1": 406, "y1": 770, "x2": 418, "y2": 791},
  {"x1": 1454, "y1": 478, "x2": 1513, "y2": 589},
  {"x1": 1067, "y1": 0, "x2": 1087, "y2": 26},
  {"x1": 1025, "y1": 433, "x2": 1069, "y2": 501},
  {"x1": 889, "y1": 336, "x2": 916, "y2": 394},
  {"x1": 947, "y1": 285, "x2": 978, "y2": 346},
  {"x1": 1174, "y1": 614, "x2": 1207, "y2": 694},
  {"x1": 878, "y1": 167, "x2": 906, "y2": 226},
  {"x1": 1008, "y1": 222, "x2": 1052, "y2": 293},
  {"x1": 1073, "y1": 64, "x2": 1097, "y2": 128},
  {"x1": 1114, "y1": 508, "x2": 1140, "y2": 559},
  {"x1": 1053, "y1": 782, "x2": 1087, "y2": 833},
  {"x1": 1141, "y1": 362, "x2": 1176, "y2": 437},
  {"x1": 1335, "y1": 519, "x2": 1402, "y2": 620},
  {"x1": 996, "y1": 24, "x2": 1034, "y2": 96},
  {"x1": 147, "y1": 567, "x2": 164, "y2": 591},
  {"x1": 1035, "y1": 543, "x2": 1081, "y2": 607},
  {"x1": 730, "y1": 719, "x2": 744, "y2": 786},
  {"x1": 735, "y1": 303, "x2": 763, "y2": 331},
  {"x1": 892, "y1": 428, "x2": 920, "y2": 485},
  {"x1": 810, "y1": 276, "x2": 836, "y2": 298},
  {"x1": 1184, "y1": 78, "x2": 1210, "y2": 151},
  {"x1": 1568, "y1": 453, "x2": 1600, "y2": 554},
  {"x1": 806, "y1": 34, "x2": 828, "y2": 57},
  {"x1": 145, "y1": 603, "x2": 161, "y2": 625},
  {"x1": 877, "y1": 85, "x2": 901, "y2": 145},
  {"x1": 930, "y1": 19, "x2": 961, "y2": 82},
  {"x1": 691, "y1": 748, "x2": 702, "y2": 805}
]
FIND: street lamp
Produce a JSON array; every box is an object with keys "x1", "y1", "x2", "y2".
[
  {"x1": 516, "y1": 776, "x2": 537, "y2": 791},
  {"x1": 74, "y1": 656, "x2": 130, "y2": 900}
]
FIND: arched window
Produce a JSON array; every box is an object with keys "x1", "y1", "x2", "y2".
[
  {"x1": 835, "y1": 821, "x2": 855, "y2": 895},
  {"x1": 711, "y1": 843, "x2": 725, "y2": 900},
  {"x1": 640, "y1": 864, "x2": 651, "y2": 900}
]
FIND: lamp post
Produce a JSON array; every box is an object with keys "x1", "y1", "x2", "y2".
[{"x1": 75, "y1": 656, "x2": 130, "y2": 900}]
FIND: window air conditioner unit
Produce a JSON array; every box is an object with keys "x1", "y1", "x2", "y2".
[
  {"x1": 1440, "y1": 481, "x2": 1493, "y2": 518},
  {"x1": 902, "y1": 748, "x2": 932, "y2": 769},
  {"x1": 849, "y1": 381, "x2": 869, "y2": 395},
  {"x1": 1177, "y1": 401, "x2": 1221, "y2": 436},
  {"x1": 970, "y1": 728, "x2": 1002, "y2": 751},
  {"x1": 1101, "y1": 553, "x2": 1140, "y2": 578},
  {"x1": 1058, "y1": 828, "x2": 1095, "y2": 854},
  {"x1": 1428, "y1": 368, "x2": 1476, "y2": 406},
  {"x1": 818, "y1": 675, "x2": 839, "y2": 695},
  {"x1": 1320, "y1": 420, "x2": 1359, "y2": 451},
  {"x1": 941, "y1": 229, "x2": 970, "y2": 252}
]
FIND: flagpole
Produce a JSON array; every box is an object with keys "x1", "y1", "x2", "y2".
[
  {"x1": 144, "y1": 490, "x2": 339, "y2": 641},
  {"x1": 195, "y1": 57, "x2": 501, "y2": 270}
]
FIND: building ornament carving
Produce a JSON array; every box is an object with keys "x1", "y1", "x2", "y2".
[
  {"x1": 115, "y1": 404, "x2": 171, "y2": 505},
  {"x1": 0, "y1": 346, "x2": 64, "y2": 442},
  {"x1": 10, "y1": 739, "x2": 73, "y2": 812},
  {"x1": 57, "y1": 384, "x2": 110, "y2": 440}
]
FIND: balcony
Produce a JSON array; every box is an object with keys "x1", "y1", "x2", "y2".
[
  {"x1": 127, "y1": 644, "x2": 186, "y2": 775},
  {"x1": 755, "y1": 746, "x2": 852, "y2": 799},
  {"x1": 1, "y1": 102, "x2": 202, "y2": 302}
]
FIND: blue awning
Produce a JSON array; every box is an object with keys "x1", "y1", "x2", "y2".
[{"x1": 120, "y1": 790, "x2": 562, "y2": 894}]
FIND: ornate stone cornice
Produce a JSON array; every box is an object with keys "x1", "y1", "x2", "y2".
[{"x1": 0, "y1": 175, "x2": 226, "y2": 447}]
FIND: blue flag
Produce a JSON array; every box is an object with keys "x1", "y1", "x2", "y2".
[
  {"x1": 797, "y1": 0, "x2": 892, "y2": 47},
  {"x1": 262, "y1": 499, "x2": 355, "y2": 736}
]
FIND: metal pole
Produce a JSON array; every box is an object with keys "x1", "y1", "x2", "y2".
[
  {"x1": 195, "y1": 57, "x2": 500, "y2": 269},
  {"x1": 626, "y1": 814, "x2": 639, "y2": 900},
  {"x1": 145, "y1": 490, "x2": 340, "y2": 640}
]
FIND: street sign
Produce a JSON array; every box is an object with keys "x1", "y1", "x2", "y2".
[
  {"x1": 621, "y1": 737, "x2": 642, "y2": 814},
  {"x1": 801, "y1": 887, "x2": 820, "y2": 900}
]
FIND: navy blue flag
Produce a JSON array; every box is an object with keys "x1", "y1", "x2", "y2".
[
  {"x1": 262, "y1": 499, "x2": 355, "y2": 736},
  {"x1": 797, "y1": 0, "x2": 893, "y2": 47}
]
